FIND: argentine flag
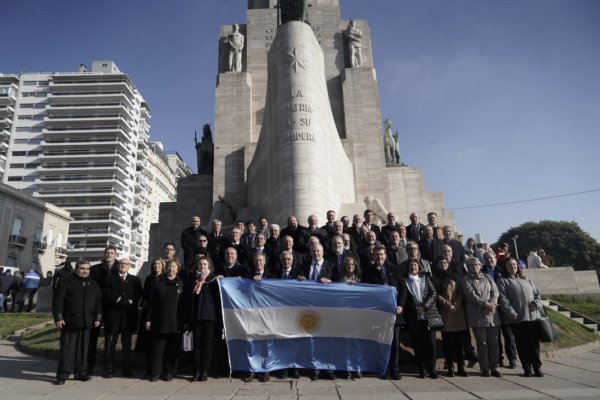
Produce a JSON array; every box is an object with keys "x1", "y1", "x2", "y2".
[{"x1": 219, "y1": 278, "x2": 397, "y2": 375}]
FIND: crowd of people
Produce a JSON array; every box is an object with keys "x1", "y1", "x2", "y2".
[
  {"x1": 0, "y1": 266, "x2": 51, "y2": 313},
  {"x1": 49, "y1": 209, "x2": 547, "y2": 385}
]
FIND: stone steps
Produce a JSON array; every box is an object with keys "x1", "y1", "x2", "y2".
[{"x1": 545, "y1": 298, "x2": 600, "y2": 336}]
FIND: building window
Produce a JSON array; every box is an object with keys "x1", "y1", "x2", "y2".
[
  {"x1": 11, "y1": 217, "x2": 23, "y2": 236},
  {"x1": 9, "y1": 164, "x2": 25, "y2": 168},
  {"x1": 12, "y1": 151, "x2": 27, "y2": 156},
  {"x1": 8, "y1": 177, "x2": 23, "y2": 181},
  {"x1": 24, "y1": 81, "x2": 37, "y2": 86},
  {"x1": 34, "y1": 92, "x2": 48, "y2": 98}
]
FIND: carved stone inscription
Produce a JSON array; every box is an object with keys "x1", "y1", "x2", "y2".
[
  {"x1": 284, "y1": 88, "x2": 316, "y2": 143},
  {"x1": 265, "y1": 25, "x2": 322, "y2": 49}
]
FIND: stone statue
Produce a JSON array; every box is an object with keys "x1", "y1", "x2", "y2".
[
  {"x1": 344, "y1": 20, "x2": 363, "y2": 67},
  {"x1": 363, "y1": 196, "x2": 388, "y2": 225},
  {"x1": 209, "y1": 195, "x2": 237, "y2": 227},
  {"x1": 393, "y1": 131, "x2": 402, "y2": 165},
  {"x1": 195, "y1": 124, "x2": 214, "y2": 175},
  {"x1": 228, "y1": 24, "x2": 244, "y2": 72},
  {"x1": 280, "y1": 0, "x2": 309, "y2": 25},
  {"x1": 383, "y1": 119, "x2": 395, "y2": 165}
]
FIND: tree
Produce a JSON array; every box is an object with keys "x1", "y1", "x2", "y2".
[{"x1": 494, "y1": 221, "x2": 600, "y2": 270}]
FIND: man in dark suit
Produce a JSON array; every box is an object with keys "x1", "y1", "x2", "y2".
[
  {"x1": 274, "y1": 235, "x2": 305, "y2": 275},
  {"x1": 215, "y1": 247, "x2": 248, "y2": 278},
  {"x1": 439, "y1": 226, "x2": 466, "y2": 266},
  {"x1": 386, "y1": 230, "x2": 409, "y2": 268},
  {"x1": 363, "y1": 209, "x2": 381, "y2": 241},
  {"x1": 240, "y1": 220, "x2": 257, "y2": 251},
  {"x1": 299, "y1": 243, "x2": 335, "y2": 381},
  {"x1": 53, "y1": 261, "x2": 102, "y2": 385},
  {"x1": 418, "y1": 225, "x2": 439, "y2": 263},
  {"x1": 265, "y1": 224, "x2": 281, "y2": 259},
  {"x1": 181, "y1": 216, "x2": 208, "y2": 273},
  {"x1": 102, "y1": 258, "x2": 143, "y2": 378},
  {"x1": 302, "y1": 214, "x2": 328, "y2": 248},
  {"x1": 326, "y1": 234, "x2": 360, "y2": 282},
  {"x1": 406, "y1": 212, "x2": 425, "y2": 243},
  {"x1": 222, "y1": 227, "x2": 247, "y2": 266},
  {"x1": 247, "y1": 232, "x2": 269, "y2": 273},
  {"x1": 364, "y1": 245, "x2": 407, "y2": 380},
  {"x1": 88, "y1": 245, "x2": 119, "y2": 374},
  {"x1": 381, "y1": 212, "x2": 401, "y2": 247},
  {"x1": 277, "y1": 251, "x2": 302, "y2": 280},
  {"x1": 427, "y1": 212, "x2": 444, "y2": 240},
  {"x1": 346, "y1": 214, "x2": 363, "y2": 244},
  {"x1": 207, "y1": 219, "x2": 228, "y2": 257},
  {"x1": 399, "y1": 242, "x2": 432, "y2": 276},
  {"x1": 321, "y1": 210, "x2": 337, "y2": 238},
  {"x1": 280, "y1": 216, "x2": 306, "y2": 253}
]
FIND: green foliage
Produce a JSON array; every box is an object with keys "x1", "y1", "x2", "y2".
[
  {"x1": 0, "y1": 313, "x2": 53, "y2": 338},
  {"x1": 495, "y1": 220, "x2": 600, "y2": 270},
  {"x1": 549, "y1": 295, "x2": 600, "y2": 323}
]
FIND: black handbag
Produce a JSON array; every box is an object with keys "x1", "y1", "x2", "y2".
[
  {"x1": 536, "y1": 305, "x2": 555, "y2": 342},
  {"x1": 427, "y1": 316, "x2": 445, "y2": 330}
]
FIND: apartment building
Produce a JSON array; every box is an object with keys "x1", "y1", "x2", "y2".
[{"x1": 0, "y1": 61, "x2": 184, "y2": 270}]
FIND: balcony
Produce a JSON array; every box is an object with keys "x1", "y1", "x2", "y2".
[
  {"x1": 8, "y1": 235, "x2": 27, "y2": 247},
  {"x1": 32, "y1": 241, "x2": 48, "y2": 252},
  {"x1": 42, "y1": 126, "x2": 133, "y2": 140},
  {"x1": 55, "y1": 247, "x2": 68, "y2": 256},
  {"x1": 0, "y1": 105, "x2": 15, "y2": 116},
  {"x1": 0, "y1": 88, "x2": 17, "y2": 104},
  {"x1": 0, "y1": 116, "x2": 13, "y2": 128},
  {"x1": 48, "y1": 91, "x2": 135, "y2": 108}
]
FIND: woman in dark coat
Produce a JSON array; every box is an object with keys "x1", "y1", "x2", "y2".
[
  {"x1": 432, "y1": 256, "x2": 469, "y2": 377},
  {"x1": 181, "y1": 256, "x2": 222, "y2": 382},
  {"x1": 497, "y1": 258, "x2": 544, "y2": 377},
  {"x1": 145, "y1": 259, "x2": 184, "y2": 382},
  {"x1": 136, "y1": 258, "x2": 165, "y2": 377},
  {"x1": 404, "y1": 257, "x2": 440, "y2": 379}
]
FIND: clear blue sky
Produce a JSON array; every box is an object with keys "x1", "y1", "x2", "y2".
[{"x1": 2, "y1": 0, "x2": 599, "y2": 248}]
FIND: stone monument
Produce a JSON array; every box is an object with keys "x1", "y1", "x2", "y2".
[
  {"x1": 146, "y1": 0, "x2": 454, "y2": 267},
  {"x1": 247, "y1": 20, "x2": 356, "y2": 222},
  {"x1": 195, "y1": 124, "x2": 214, "y2": 175}
]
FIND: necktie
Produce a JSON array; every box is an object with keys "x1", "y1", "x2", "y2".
[
  {"x1": 284, "y1": 270, "x2": 290, "y2": 279},
  {"x1": 378, "y1": 267, "x2": 387, "y2": 285},
  {"x1": 311, "y1": 263, "x2": 319, "y2": 281}
]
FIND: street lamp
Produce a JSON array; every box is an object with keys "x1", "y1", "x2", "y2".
[
  {"x1": 83, "y1": 226, "x2": 92, "y2": 261},
  {"x1": 512, "y1": 235, "x2": 519, "y2": 260}
]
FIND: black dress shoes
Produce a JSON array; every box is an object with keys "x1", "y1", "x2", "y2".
[
  {"x1": 310, "y1": 371, "x2": 319, "y2": 381},
  {"x1": 324, "y1": 370, "x2": 337, "y2": 380},
  {"x1": 260, "y1": 372, "x2": 270, "y2": 382},
  {"x1": 75, "y1": 374, "x2": 92, "y2": 382},
  {"x1": 244, "y1": 372, "x2": 256, "y2": 382}
]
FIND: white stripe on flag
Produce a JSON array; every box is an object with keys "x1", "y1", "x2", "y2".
[{"x1": 223, "y1": 306, "x2": 395, "y2": 345}]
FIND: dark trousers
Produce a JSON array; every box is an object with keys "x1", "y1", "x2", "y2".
[
  {"x1": 461, "y1": 329, "x2": 478, "y2": 361},
  {"x1": 87, "y1": 324, "x2": 102, "y2": 372},
  {"x1": 17, "y1": 288, "x2": 37, "y2": 312},
  {"x1": 511, "y1": 321, "x2": 542, "y2": 371},
  {"x1": 152, "y1": 333, "x2": 180, "y2": 377},
  {"x1": 388, "y1": 325, "x2": 402, "y2": 374},
  {"x1": 408, "y1": 320, "x2": 437, "y2": 371},
  {"x1": 441, "y1": 330, "x2": 465, "y2": 367},
  {"x1": 498, "y1": 324, "x2": 517, "y2": 363},
  {"x1": 192, "y1": 320, "x2": 215, "y2": 374},
  {"x1": 57, "y1": 328, "x2": 90, "y2": 380},
  {"x1": 103, "y1": 330, "x2": 132, "y2": 372}
]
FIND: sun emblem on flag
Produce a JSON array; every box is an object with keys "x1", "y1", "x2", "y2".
[{"x1": 295, "y1": 309, "x2": 322, "y2": 334}]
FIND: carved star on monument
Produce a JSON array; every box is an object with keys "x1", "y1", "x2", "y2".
[{"x1": 287, "y1": 47, "x2": 306, "y2": 73}]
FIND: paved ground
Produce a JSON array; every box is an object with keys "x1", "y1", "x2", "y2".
[{"x1": 1, "y1": 340, "x2": 600, "y2": 400}]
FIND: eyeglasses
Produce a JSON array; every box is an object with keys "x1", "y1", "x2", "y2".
[{"x1": 199, "y1": 239, "x2": 207, "y2": 242}]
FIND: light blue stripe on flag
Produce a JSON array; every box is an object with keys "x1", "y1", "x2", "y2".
[{"x1": 219, "y1": 278, "x2": 397, "y2": 375}]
